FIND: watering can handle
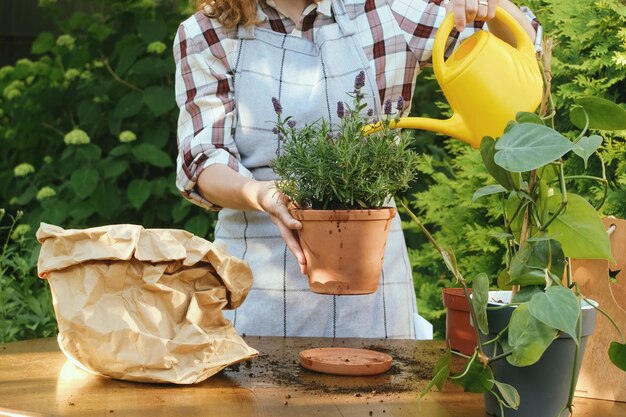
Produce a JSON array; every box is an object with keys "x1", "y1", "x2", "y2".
[{"x1": 432, "y1": 6, "x2": 537, "y2": 82}]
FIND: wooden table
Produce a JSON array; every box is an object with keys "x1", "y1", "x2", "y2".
[{"x1": 1, "y1": 337, "x2": 624, "y2": 417}]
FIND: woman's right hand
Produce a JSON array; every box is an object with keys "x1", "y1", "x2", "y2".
[{"x1": 256, "y1": 181, "x2": 307, "y2": 275}]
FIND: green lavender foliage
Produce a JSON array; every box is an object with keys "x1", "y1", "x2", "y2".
[{"x1": 272, "y1": 91, "x2": 420, "y2": 210}]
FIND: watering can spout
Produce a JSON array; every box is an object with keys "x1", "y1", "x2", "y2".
[{"x1": 392, "y1": 114, "x2": 471, "y2": 145}]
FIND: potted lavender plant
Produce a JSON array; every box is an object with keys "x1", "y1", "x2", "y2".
[{"x1": 270, "y1": 72, "x2": 419, "y2": 295}]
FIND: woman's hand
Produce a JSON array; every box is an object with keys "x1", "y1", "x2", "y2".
[
  {"x1": 448, "y1": 0, "x2": 498, "y2": 32},
  {"x1": 257, "y1": 181, "x2": 307, "y2": 275}
]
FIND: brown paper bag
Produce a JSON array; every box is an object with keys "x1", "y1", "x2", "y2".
[{"x1": 36, "y1": 223, "x2": 258, "y2": 384}]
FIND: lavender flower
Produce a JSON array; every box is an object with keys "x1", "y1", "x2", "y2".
[
  {"x1": 367, "y1": 108, "x2": 374, "y2": 117},
  {"x1": 326, "y1": 131, "x2": 335, "y2": 140},
  {"x1": 354, "y1": 70, "x2": 365, "y2": 90},
  {"x1": 272, "y1": 127, "x2": 280, "y2": 135},
  {"x1": 383, "y1": 99, "x2": 392, "y2": 115},
  {"x1": 272, "y1": 97, "x2": 282, "y2": 114},
  {"x1": 337, "y1": 101, "x2": 345, "y2": 118},
  {"x1": 371, "y1": 117, "x2": 379, "y2": 124},
  {"x1": 287, "y1": 119, "x2": 297, "y2": 128},
  {"x1": 396, "y1": 96, "x2": 405, "y2": 111}
]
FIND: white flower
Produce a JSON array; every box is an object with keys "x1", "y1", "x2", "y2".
[
  {"x1": 36, "y1": 186, "x2": 56, "y2": 201},
  {"x1": 56, "y1": 34, "x2": 75, "y2": 50},
  {"x1": 64, "y1": 128, "x2": 90, "y2": 145},
  {"x1": 11, "y1": 224, "x2": 31, "y2": 240},
  {"x1": 14, "y1": 163, "x2": 35, "y2": 177},
  {"x1": 147, "y1": 41, "x2": 167, "y2": 55},
  {"x1": 118, "y1": 130, "x2": 137, "y2": 143}
]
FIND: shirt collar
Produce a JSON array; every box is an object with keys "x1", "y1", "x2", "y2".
[{"x1": 260, "y1": 0, "x2": 333, "y2": 21}]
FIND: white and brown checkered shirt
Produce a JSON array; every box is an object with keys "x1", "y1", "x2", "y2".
[{"x1": 173, "y1": 0, "x2": 542, "y2": 210}]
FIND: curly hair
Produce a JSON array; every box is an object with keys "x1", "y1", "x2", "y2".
[{"x1": 197, "y1": 1, "x2": 259, "y2": 28}]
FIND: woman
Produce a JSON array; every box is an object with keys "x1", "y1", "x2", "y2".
[{"x1": 173, "y1": 0, "x2": 541, "y2": 339}]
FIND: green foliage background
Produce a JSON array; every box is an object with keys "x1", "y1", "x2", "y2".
[{"x1": 0, "y1": 0, "x2": 625, "y2": 342}]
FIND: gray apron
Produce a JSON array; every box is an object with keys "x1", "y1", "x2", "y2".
[{"x1": 217, "y1": 0, "x2": 424, "y2": 338}]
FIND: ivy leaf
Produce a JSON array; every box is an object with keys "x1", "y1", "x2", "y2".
[
  {"x1": 570, "y1": 97, "x2": 626, "y2": 130},
  {"x1": 71, "y1": 168, "x2": 99, "y2": 199},
  {"x1": 529, "y1": 287, "x2": 581, "y2": 343},
  {"x1": 452, "y1": 357, "x2": 494, "y2": 393},
  {"x1": 515, "y1": 112, "x2": 544, "y2": 125},
  {"x1": 143, "y1": 86, "x2": 175, "y2": 117},
  {"x1": 420, "y1": 349, "x2": 451, "y2": 397},
  {"x1": 494, "y1": 124, "x2": 576, "y2": 172},
  {"x1": 573, "y1": 135, "x2": 603, "y2": 168},
  {"x1": 471, "y1": 273, "x2": 490, "y2": 335},
  {"x1": 480, "y1": 137, "x2": 520, "y2": 190},
  {"x1": 509, "y1": 239, "x2": 565, "y2": 286},
  {"x1": 31, "y1": 32, "x2": 55, "y2": 54},
  {"x1": 492, "y1": 380, "x2": 520, "y2": 410},
  {"x1": 132, "y1": 144, "x2": 173, "y2": 168},
  {"x1": 546, "y1": 193, "x2": 613, "y2": 261},
  {"x1": 127, "y1": 179, "x2": 152, "y2": 210},
  {"x1": 472, "y1": 184, "x2": 507, "y2": 203},
  {"x1": 507, "y1": 304, "x2": 557, "y2": 366},
  {"x1": 608, "y1": 342, "x2": 626, "y2": 371}
]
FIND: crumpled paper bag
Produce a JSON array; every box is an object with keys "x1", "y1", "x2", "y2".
[{"x1": 36, "y1": 222, "x2": 258, "y2": 384}]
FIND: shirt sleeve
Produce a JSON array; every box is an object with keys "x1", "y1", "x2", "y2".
[
  {"x1": 173, "y1": 20, "x2": 253, "y2": 211},
  {"x1": 389, "y1": 0, "x2": 543, "y2": 68}
]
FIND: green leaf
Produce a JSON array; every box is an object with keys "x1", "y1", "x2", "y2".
[
  {"x1": 68, "y1": 201, "x2": 96, "y2": 221},
  {"x1": 420, "y1": 349, "x2": 451, "y2": 397},
  {"x1": 88, "y1": 22, "x2": 113, "y2": 42},
  {"x1": 511, "y1": 286, "x2": 543, "y2": 303},
  {"x1": 509, "y1": 239, "x2": 565, "y2": 286},
  {"x1": 172, "y1": 199, "x2": 192, "y2": 223},
  {"x1": 145, "y1": 122, "x2": 169, "y2": 148},
  {"x1": 570, "y1": 97, "x2": 626, "y2": 130},
  {"x1": 77, "y1": 100, "x2": 100, "y2": 126},
  {"x1": 497, "y1": 269, "x2": 512, "y2": 290},
  {"x1": 128, "y1": 179, "x2": 152, "y2": 210},
  {"x1": 114, "y1": 92, "x2": 144, "y2": 119},
  {"x1": 494, "y1": 124, "x2": 576, "y2": 172},
  {"x1": 31, "y1": 32, "x2": 55, "y2": 54},
  {"x1": 492, "y1": 380, "x2": 520, "y2": 410},
  {"x1": 132, "y1": 143, "x2": 173, "y2": 168},
  {"x1": 573, "y1": 135, "x2": 603, "y2": 169},
  {"x1": 480, "y1": 137, "x2": 520, "y2": 190},
  {"x1": 507, "y1": 304, "x2": 558, "y2": 366},
  {"x1": 115, "y1": 43, "x2": 144, "y2": 75},
  {"x1": 441, "y1": 247, "x2": 459, "y2": 277},
  {"x1": 184, "y1": 214, "x2": 211, "y2": 237},
  {"x1": 515, "y1": 112, "x2": 544, "y2": 125},
  {"x1": 110, "y1": 144, "x2": 130, "y2": 157},
  {"x1": 76, "y1": 144, "x2": 102, "y2": 161},
  {"x1": 529, "y1": 287, "x2": 581, "y2": 343},
  {"x1": 143, "y1": 86, "x2": 175, "y2": 117},
  {"x1": 471, "y1": 273, "x2": 490, "y2": 335},
  {"x1": 453, "y1": 356, "x2": 494, "y2": 393},
  {"x1": 71, "y1": 168, "x2": 99, "y2": 199},
  {"x1": 138, "y1": 19, "x2": 167, "y2": 42},
  {"x1": 608, "y1": 342, "x2": 626, "y2": 371},
  {"x1": 92, "y1": 182, "x2": 122, "y2": 220},
  {"x1": 472, "y1": 185, "x2": 507, "y2": 203},
  {"x1": 102, "y1": 159, "x2": 129, "y2": 179},
  {"x1": 546, "y1": 193, "x2": 613, "y2": 260}
]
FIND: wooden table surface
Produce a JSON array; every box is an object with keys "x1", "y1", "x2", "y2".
[{"x1": 1, "y1": 337, "x2": 624, "y2": 417}]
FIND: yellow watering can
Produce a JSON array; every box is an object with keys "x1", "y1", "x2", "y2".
[{"x1": 368, "y1": 7, "x2": 544, "y2": 148}]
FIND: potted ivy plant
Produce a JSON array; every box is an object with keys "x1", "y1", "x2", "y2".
[
  {"x1": 270, "y1": 71, "x2": 419, "y2": 295},
  {"x1": 410, "y1": 49, "x2": 626, "y2": 416}
]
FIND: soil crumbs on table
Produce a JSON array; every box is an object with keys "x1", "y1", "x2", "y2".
[{"x1": 223, "y1": 338, "x2": 443, "y2": 395}]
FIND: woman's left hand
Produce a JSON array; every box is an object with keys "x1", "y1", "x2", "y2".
[{"x1": 448, "y1": 0, "x2": 498, "y2": 32}]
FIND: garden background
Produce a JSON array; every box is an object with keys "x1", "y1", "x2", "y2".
[{"x1": 1, "y1": 0, "x2": 625, "y2": 342}]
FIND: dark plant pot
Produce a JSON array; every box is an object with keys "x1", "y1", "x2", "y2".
[
  {"x1": 442, "y1": 288, "x2": 477, "y2": 355},
  {"x1": 482, "y1": 291, "x2": 597, "y2": 417},
  {"x1": 290, "y1": 207, "x2": 395, "y2": 295}
]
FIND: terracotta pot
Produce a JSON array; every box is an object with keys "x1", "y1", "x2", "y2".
[
  {"x1": 290, "y1": 207, "x2": 395, "y2": 295},
  {"x1": 442, "y1": 288, "x2": 477, "y2": 355}
]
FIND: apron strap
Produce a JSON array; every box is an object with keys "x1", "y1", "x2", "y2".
[
  {"x1": 237, "y1": 25, "x2": 256, "y2": 40},
  {"x1": 332, "y1": 0, "x2": 356, "y2": 36}
]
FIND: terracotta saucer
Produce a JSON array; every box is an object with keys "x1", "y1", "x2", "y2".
[{"x1": 299, "y1": 347, "x2": 393, "y2": 376}]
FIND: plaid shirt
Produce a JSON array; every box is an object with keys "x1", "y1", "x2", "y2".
[{"x1": 173, "y1": 0, "x2": 542, "y2": 210}]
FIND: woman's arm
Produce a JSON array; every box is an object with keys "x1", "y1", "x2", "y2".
[{"x1": 196, "y1": 166, "x2": 307, "y2": 274}]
